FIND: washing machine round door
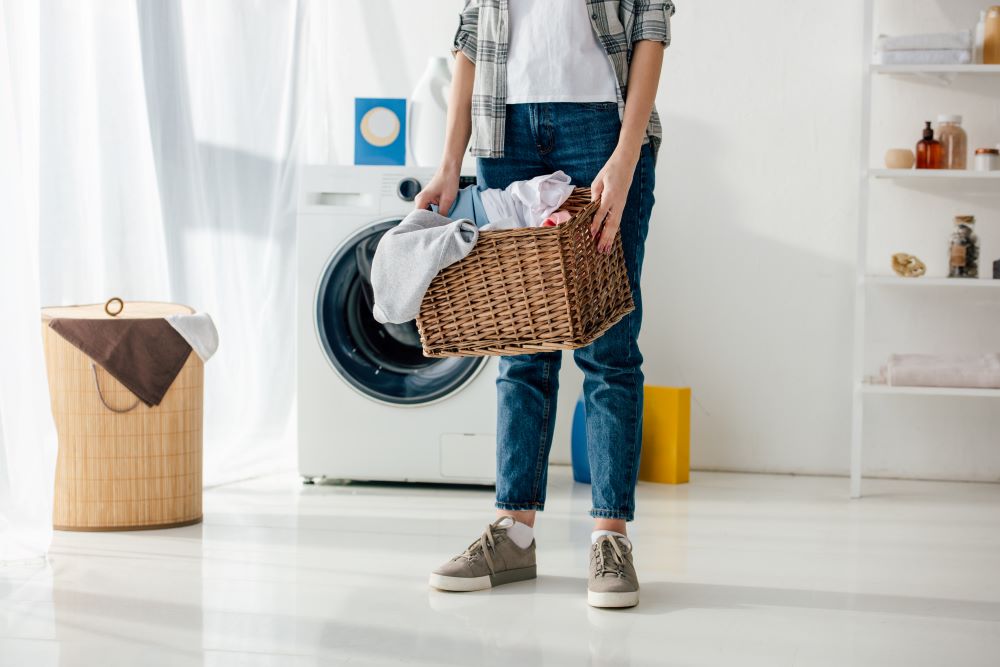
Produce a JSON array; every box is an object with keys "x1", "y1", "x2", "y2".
[{"x1": 316, "y1": 219, "x2": 488, "y2": 406}]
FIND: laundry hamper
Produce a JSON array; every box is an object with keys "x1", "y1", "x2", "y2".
[
  {"x1": 41, "y1": 301, "x2": 204, "y2": 531},
  {"x1": 417, "y1": 187, "x2": 634, "y2": 357}
]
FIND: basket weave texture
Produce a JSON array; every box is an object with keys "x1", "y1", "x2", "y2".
[
  {"x1": 41, "y1": 302, "x2": 203, "y2": 531},
  {"x1": 417, "y1": 187, "x2": 634, "y2": 357}
]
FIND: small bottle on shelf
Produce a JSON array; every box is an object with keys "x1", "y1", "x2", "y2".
[
  {"x1": 948, "y1": 216, "x2": 979, "y2": 279},
  {"x1": 937, "y1": 115, "x2": 967, "y2": 169},
  {"x1": 915, "y1": 121, "x2": 943, "y2": 169},
  {"x1": 986, "y1": 6, "x2": 1000, "y2": 65}
]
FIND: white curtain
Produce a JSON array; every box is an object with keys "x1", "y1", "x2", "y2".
[
  {"x1": 38, "y1": 0, "x2": 305, "y2": 487},
  {"x1": 1, "y1": 0, "x2": 305, "y2": 562},
  {"x1": 0, "y1": 0, "x2": 57, "y2": 563}
]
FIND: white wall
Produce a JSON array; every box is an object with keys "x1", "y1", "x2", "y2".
[
  {"x1": 308, "y1": 0, "x2": 1000, "y2": 482},
  {"x1": 647, "y1": 1, "x2": 863, "y2": 477}
]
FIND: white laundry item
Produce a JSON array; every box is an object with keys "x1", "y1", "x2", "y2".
[
  {"x1": 505, "y1": 0, "x2": 618, "y2": 104},
  {"x1": 479, "y1": 216, "x2": 523, "y2": 232},
  {"x1": 479, "y1": 171, "x2": 575, "y2": 230},
  {"x1": 876, "y1": 31, "x2": 973, "y2": 52},
  {"x1": 873, "y1": 49, "x2": 972, "y2": 65},
  {"x1": 166, "y1": 313, "x2": 220, "y2": 362}
]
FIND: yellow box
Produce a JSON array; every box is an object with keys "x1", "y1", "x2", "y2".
[{"x1": 639, "y1": 386, "x2": 690, "y2": 484}]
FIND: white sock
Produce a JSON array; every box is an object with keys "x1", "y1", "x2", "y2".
[
  {"x1": 591, "y1": 530, "x2": 630, "y2": 548},
  {"x1": 497, "y1": 516, "x2": 534, "y2": 549}
]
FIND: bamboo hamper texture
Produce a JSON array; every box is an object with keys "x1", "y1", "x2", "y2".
[
  {"x1": 416, "y1": 187, "x2": 634, "y2": 357},
  {"x1": 41, "y1": 301, "x2": 204, "y2": 531}
]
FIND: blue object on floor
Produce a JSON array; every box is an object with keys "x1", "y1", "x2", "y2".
[{"x1": 571, "y1": 392, "x2": 590, "y2": 484}]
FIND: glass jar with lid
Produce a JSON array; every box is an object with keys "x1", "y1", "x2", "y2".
[
  {"x1": 948, "y1": 215, "x2": 979, "y2": 278},
  {"x1": 974, "y1": 147, "x2": 1000, "y2": 171},
  {"x1": 937, "y1": 115, "x2": 968, "y2": 169}
]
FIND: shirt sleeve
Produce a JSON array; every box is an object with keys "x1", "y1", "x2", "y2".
[
  {"x1": 451, "y1": 0, "x2": 480, "y2": 63},
  {"x1": 631, "y1": 0, "x2": 675, "y2": 47}
]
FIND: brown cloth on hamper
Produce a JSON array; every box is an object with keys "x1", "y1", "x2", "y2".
[{"x1": 48, "y1": 318, "x2": 192, "y2": 407}]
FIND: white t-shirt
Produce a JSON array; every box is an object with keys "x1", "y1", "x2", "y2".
[{"x1": 505, "y1": 0, "x2": 619, "y2": 104}]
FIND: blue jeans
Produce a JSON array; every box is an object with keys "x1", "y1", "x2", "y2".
[{"x1": 476, "y1": 103, "x2": 655, "y2": 521}]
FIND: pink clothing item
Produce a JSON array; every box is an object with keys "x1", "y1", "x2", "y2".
[{"x1": 541, "y1": 210, "x2": 573, "y2": 227}]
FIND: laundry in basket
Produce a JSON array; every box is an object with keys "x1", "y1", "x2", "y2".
[{"x1": 416, "y1": 187, "x2": 634, "y2": 357}]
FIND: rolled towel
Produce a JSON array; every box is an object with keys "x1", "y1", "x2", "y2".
[
  {"x1": 371, "y1": 209, "x2": 479, "y2": 324},
  {"x1": 882, "y1": 353, "x2": 1000, "y2": 389},
  {"x1": 876, "y1": 31, "x2": 973, "y2": 52},
  {"x1": 873, "y1": 49, "x2": 972, "y2": 65}
]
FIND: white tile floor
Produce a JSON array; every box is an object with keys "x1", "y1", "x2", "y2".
[{"x1": 2, "y1": 467, "x2": 999, "y2": 666}]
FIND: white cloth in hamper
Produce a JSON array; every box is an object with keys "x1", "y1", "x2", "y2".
[
  {"x1": 879, "y1": 353, "x2": 1000, "y2": 389},
  {"x1": 166, "y1": 312, "x2": 219, "y2": 361},
  {"x1": 875, "y1": 31, "x2": 973, "y2": 52},
  {"x1": 479, "y1": 170, "x2": 575, "y2": 230},
  {"x1": 371, "y1": 209, "x2": 479, "y2": 324}
]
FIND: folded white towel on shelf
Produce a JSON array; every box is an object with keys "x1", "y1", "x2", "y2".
[
  {"x1": 873, "y1": 49, "x2": 972, "y2": 65},
  {"x1": 879, "y1": 353, "x2": 1000, "y2": 389},
  {"x1": 876, "y1": 31, "x2": 973, "y2": 52}
]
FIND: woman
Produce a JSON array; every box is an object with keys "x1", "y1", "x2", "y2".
[{"x1": 417, "y1": 0, "x2": 674, "y2": 609}]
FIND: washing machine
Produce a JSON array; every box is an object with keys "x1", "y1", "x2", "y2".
[{"x1": 297, "y1": 165, "x2": 583, "y2": 485}]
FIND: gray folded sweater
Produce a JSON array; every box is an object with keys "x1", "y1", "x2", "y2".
[{"x1": 371, "y1": 209, "x2": 479, "y2": 324}]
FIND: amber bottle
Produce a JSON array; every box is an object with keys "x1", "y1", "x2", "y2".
[
  {"x1": 916, "y1": 121, "x2": 943, "y2": 169},
  {"x1": 985, "y1": 6, "x2": 1000, "y2": 64}
]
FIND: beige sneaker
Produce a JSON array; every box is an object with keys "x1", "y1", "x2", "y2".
[
  {"x1": 588, "y1": 535, "x2": 639, "y2": 608},
  {"x1": 429, "y1": 516, "x2": 537, "y2": 592}
]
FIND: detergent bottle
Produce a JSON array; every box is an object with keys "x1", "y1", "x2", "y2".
[{"x1": 409, "y1": 57, "x2": 451, "y2": 167}]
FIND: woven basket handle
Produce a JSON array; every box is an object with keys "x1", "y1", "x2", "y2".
[
  {"x1": 105, "y1": 297, "x2": 124, "y2": 317},
  {"x1": 90, "y1": 363, "x2": 140, "y2": 413}
]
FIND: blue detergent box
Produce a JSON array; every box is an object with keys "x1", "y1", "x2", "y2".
[{"x1": 354, "y1": 98, "x2": 406, "y2": 166}]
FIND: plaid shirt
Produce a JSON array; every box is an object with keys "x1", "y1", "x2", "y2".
[{"x1": 452, "y1": 0, "x2": 675, "y2": 161}]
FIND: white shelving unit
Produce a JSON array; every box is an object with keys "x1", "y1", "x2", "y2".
[
  {"x1": 864, "y1": 275, "x2": 1000, "y2": 288},
  {"x1": 872, "y1": 64, "x2": 1000, "y2": 74},
  {"x1": 870, "y1": 168, "x2": 1000, "y2": 180},
  {"x1": 851, "y1": 0, "x2": 1000, "y2": 498},
  {"x1": 860, "y1": 383, "x2": 1000, "y2": 398}
]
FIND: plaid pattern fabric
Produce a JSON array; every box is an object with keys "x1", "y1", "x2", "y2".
[{"x1": 452, "y1": 0, "x2": 675, "y2": 161}]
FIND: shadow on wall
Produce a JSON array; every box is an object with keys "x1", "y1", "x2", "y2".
[{"x1": 134, "y1": 1, "x2": 300, "y2": 482}]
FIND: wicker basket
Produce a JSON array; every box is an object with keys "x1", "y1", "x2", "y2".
[
  {"x1": 417, "y1": 187, "x2": 634, "y2": 357},
  {"x1": 41, "y1": 301, "x2": 203, "y2": 531}
]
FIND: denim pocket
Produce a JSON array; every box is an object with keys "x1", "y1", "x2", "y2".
[{"x1": 579, "y1": 101, "x2": 619, "y2": 112}]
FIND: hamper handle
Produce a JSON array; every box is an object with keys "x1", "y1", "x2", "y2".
[
  {"x1": 90, "y1": 363, "x2": 140, "y2": 413},
  {"x1": 105, "y1": 297, "x2": 124, "y2": 317}
]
